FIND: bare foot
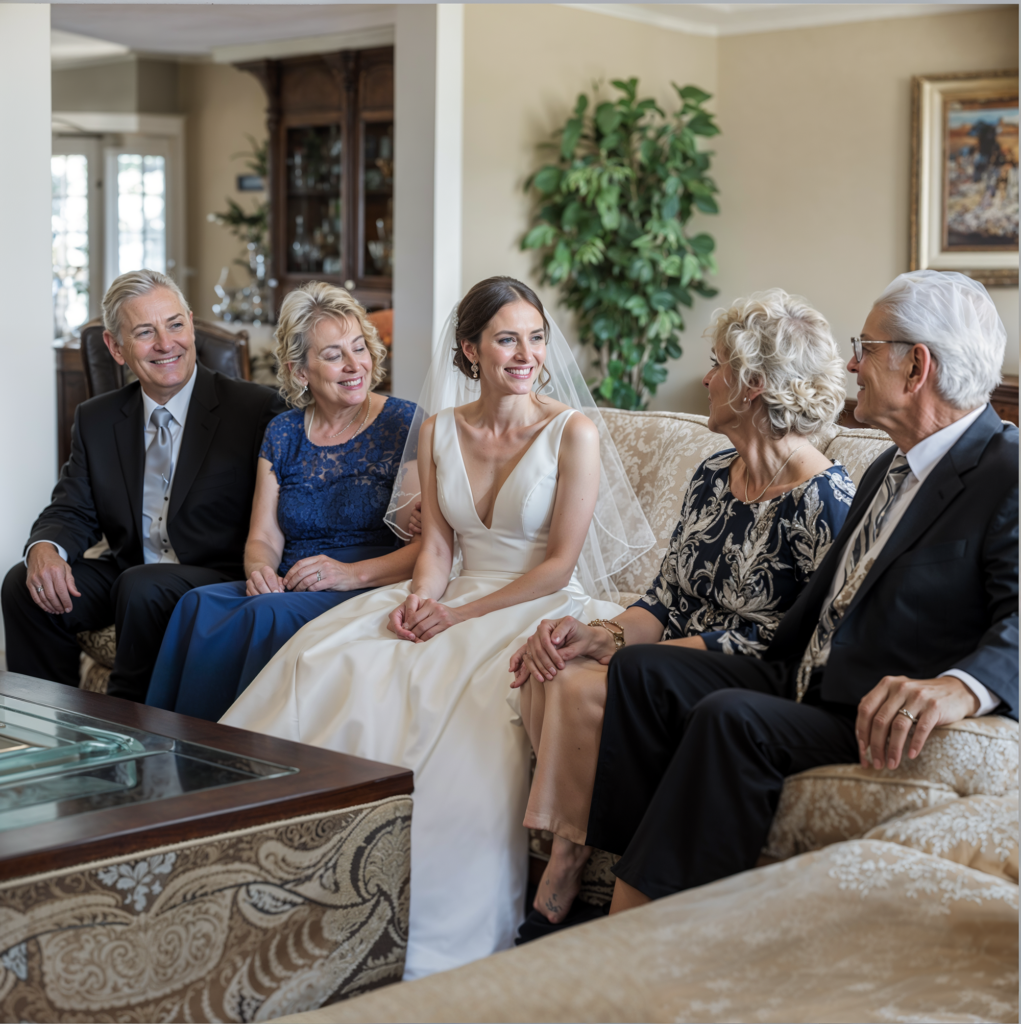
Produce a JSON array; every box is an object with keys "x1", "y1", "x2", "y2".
[{"x1": 534, "y1": 835, "x2": 591, "y2": 924}]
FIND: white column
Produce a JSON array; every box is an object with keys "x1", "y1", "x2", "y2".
[
  {"x1": 391, "y1": 3, "x2": 464, "y2": 400},
  {"x1": 0, "y1": 4, "x2": 53, "y2": 659}
]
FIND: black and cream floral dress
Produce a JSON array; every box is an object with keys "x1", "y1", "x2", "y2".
[{"x1": 633, "y1": 448, "x2": 855, "y2": 656}]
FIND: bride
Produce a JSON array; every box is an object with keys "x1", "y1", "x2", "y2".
[{"x1": 220, "y1": 276, "x2": 652, "y2": 978}]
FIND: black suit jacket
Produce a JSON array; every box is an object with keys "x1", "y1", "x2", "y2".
[
  {"x1": 27, "y1": 365, "x2": 287, "y2": 578},
  {"x1": 767, "y1": 404, "x2": 1019, "y2": 720}
]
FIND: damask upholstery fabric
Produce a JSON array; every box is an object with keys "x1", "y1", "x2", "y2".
[
  {"x1": 864, "y1": 792, "x2": 1019, "y2": 883},
  {"x1": 0, "y1": 796, "x2": 411, "y2": 1023},
  {"x1": 767, "y1": 717, "x2": 1020, "y2": 859},
  {"x1": 269, "y1": 840, "x2": 1019, "y2": 1024}
]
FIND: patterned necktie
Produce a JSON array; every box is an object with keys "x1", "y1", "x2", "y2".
[
  {"x1": 142, "y1": 406, "x2": 175, "y2": 560},
  {"x1": 795, "y1": 454, "x2": 912, "y2": 700}
]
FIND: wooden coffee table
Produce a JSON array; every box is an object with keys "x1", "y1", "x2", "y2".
[{"x1": 0, "y1": 671, "x2": 413, "y2": 880}]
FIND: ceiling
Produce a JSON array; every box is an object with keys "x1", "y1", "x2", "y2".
[
  {"x1": 51, "y1": 4, "x2": 397, "y2": 61},
  {"x1": 50, "y1": 2, "x2": 1002, "y2": 62}
]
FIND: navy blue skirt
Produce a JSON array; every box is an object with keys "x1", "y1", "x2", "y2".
[{"x1": 146, "y1": 545, "x2": 399, "y2": 721}]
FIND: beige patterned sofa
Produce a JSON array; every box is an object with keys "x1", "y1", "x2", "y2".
[
  {"x1": 530, "y1": 411, "x2": 1019, "y2": 914},
  {"x1": 268, "y1": 410, "x2": 1017, "y2": 1024}
]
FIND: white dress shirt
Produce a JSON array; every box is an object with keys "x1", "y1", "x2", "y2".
[
  {"x1": 28, "y1": 367, "x2": 198, "y2": 567},
  {"x1": 818, "y1": 403, "x2": 998, "y2": 715}
]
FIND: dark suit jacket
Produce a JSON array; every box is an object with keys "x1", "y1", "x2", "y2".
[
  {"x1": 767, "y1": 404, "x2": 1019, "y2": 720},
  {"x1": 27, "y1": 365, "x2": 287, "y2": 578}
]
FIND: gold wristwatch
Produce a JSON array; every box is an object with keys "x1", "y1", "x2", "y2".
[{"x1": 588, "y1": 619, "x2": 626, "y2": 651}]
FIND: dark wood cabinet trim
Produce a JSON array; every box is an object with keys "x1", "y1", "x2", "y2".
[{"x1": 237, "y1": 46, "x2": 393, "y2": 314}]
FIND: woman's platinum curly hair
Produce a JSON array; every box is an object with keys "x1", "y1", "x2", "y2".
[
  {"x1": 710, "y1": 289, "x2": 845, "y2": 437},
  {"x1": 274, "y1": 281, "x2": 387, "y2": 408}
]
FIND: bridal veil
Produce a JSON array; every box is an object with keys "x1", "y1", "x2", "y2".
[{"x1": 384, "y1": 305, "x2": 655, "y2": 602}]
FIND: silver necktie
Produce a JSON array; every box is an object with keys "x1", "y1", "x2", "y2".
[
  {"x1": 143, "y1": 406, "x2": 175, "y2": 559},
  {"x1": 795, "y1": 454, "x2": 912, "y2": 699}
]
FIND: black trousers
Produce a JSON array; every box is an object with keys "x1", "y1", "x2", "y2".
[
  {"x1": 2, "y1": 558, "x2": 233, "y2": 702},
  {"x1": 586, "y1": 644, "x2": 859, "y2": 900}
]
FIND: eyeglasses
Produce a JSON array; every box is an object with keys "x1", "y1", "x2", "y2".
[{"x1": 850, "y1": 337, "x2": 922, "y2": 362}]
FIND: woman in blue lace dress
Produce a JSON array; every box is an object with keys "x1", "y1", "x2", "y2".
[
  {"x1": 147, "y1": 283, "x2": 418, "y2": 720},
  {"x1": 509, "y1": 289, "x2": 856, "y2": 926}
]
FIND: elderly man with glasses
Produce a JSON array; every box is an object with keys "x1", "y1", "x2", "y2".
[{"x1": 580, "y1": 269, "x2": 1018, "y2": 916}]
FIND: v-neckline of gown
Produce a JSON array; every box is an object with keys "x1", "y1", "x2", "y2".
[{"x1": 449, "y1": 408, "x2": 570, "y2": 532}]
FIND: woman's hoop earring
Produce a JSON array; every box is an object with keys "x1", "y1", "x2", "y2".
[{"x1": 471, "y1": 361, "x2": 480, "y2": 380}]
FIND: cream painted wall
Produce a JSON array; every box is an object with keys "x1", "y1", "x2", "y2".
[
  {"x1": 178, "y1": 61, "x2": 268, "y2": 319},
  {"x1": 0, "y1": 4, "x2": 53, "y2": 658},
  {"x1": 461, "y1": 4, "x2": 1018, "y2": 416},
  {"x1": 699, "y1": 6, "x2": 1020, "y2": 416},
  {"x1": 461, "y1": 3, "x2": 718, "y2": 399}
]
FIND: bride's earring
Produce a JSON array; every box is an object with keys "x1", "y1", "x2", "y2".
[{"x1": 471, "y1": 361, "x2": 480, "y2": 380}]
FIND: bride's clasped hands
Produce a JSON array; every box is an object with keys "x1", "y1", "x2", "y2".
[{"x1": 388, "y1": 593, "x2": 464, "y2": 641}]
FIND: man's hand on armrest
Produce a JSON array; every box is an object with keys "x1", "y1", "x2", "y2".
[
  {"x1": 856, "y1": 674, "x2": 980, "y2": 772},
  {"x1": 26, "y1": 543, "x2": 80, "y2": 615}
]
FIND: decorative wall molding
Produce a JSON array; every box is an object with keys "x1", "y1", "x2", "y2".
[{"x1": 558, "y1": 3, "x2": 1002, "y2": 38}]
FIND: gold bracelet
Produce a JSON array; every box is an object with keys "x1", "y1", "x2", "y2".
[{"x1": 588, "y1": 618, "x2": 626, "y2": 651}]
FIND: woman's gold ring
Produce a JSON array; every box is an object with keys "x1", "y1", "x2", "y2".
[{"x1": 898, "y1": 707, "x2": 918, "y2": 724}]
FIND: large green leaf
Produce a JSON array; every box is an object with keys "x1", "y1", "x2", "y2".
[
  {"x1": 676, "y1": 84, "x2": 712, "y2": 104},
  {"x1": 561, "y1": 117, "x2": 583, "y2": 160},
  {"x1": 688, "y1": 232, "x2": 715, "y2": 254},
  {"x1": 522, "y1": 224, "x2": 556, "y2": 250},
  {"x1": 596, "y1": 103, "x2": 622, "y2": 136},
  {"x1": 533, "y1": 166, "x2": 562, "y2": 195}
]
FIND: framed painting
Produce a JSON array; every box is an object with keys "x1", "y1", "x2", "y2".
[{"x1": 911, "y1": 70, "x2": 1019, "y2": 286}]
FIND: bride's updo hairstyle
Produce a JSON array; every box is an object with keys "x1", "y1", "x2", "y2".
[
  {"x1": 453, "y1": 276, "x2": 552, "y2": 389},
  {"x1": 710, "y1": 289, "x2": 844, "y2": 437}
]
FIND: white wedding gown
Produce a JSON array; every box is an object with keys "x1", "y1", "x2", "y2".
[{"x1": 221, "y1": 406, "x2": 621, "y2": 978}]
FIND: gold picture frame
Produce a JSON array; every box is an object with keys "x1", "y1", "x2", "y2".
[{"x1": 910, "y1": 70, "x2": 1018, "y2": 287}]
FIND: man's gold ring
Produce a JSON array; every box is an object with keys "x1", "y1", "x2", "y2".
[{"x1": 898, "y1": 707, "x2": 918, "y2": 724}]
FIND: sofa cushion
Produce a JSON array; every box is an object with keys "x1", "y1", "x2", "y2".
[
  {"x1": 765, "y1": 765, "x2": 959, "y2": 860},
  {"x1": 601, "y1": 410, "x2": 729, "y2": 597},
  {"x1": 280, "y1": 840, "x2": 1019, "y2": 1024},
  {"x1": 766, "y1": 717, "x2": 1020, "y2": 859},
  {"x1": 601, "y1": 410, "x2": 889, "y2": 600},
  {"x1": 865, "y1": 792, "x2": 1019, "y2": 883}
]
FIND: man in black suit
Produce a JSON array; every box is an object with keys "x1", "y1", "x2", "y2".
[
  {"x1": 580, "y1": 269, "x2": 1018, "y2": 914},
  {"x1": 2, "y1": 270, "x2": 285, "y2": 701}
]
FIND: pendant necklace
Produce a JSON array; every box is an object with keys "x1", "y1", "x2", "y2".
[
  {"x1": 306, "y1": 396, "x2": 371, "y2": 443},
  {"x1": 743, "y1": 442, "x2": 809, "y2": 503}
]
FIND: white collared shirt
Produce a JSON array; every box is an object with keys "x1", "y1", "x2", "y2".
[
  {"x1": 139, "y1": 366, "x2": 197, "y2": 564},
  {"x1": 28, "y1": 367, "x2": 198, "y2": 567},
  {"x1": 819, "y1": 403, "x2": 998, "y2": 715}
]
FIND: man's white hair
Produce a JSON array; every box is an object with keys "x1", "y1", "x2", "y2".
[{"x1": 871, "y1": 269, "x2": 1005, "y2": 411}]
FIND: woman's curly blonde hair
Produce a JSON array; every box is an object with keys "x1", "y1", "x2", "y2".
[
  {"x1": 710, "y1": 289, "x2": 845, "y2": 437},
  {"x1": 275, "y1": 281, "x2": 388, "y2": 408}
]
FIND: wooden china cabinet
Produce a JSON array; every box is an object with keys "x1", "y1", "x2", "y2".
[{"x1": 237, "y1": 47, "x2": 394, "y2": 314}]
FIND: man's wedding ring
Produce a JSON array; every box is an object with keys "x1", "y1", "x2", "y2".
[
  {"x1": 316, "y1": 569, "x2": 322, "y2": 583},
  {"x1": 34, "y1": 586, "x2": 44, "y2": 593},
  {"x1": 898, "y1": 707, "x2": 918, "y2": 724}
]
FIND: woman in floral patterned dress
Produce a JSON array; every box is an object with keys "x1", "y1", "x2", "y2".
[{"x1": 510, "y1": 289, "x2": 856, "y2": 925}]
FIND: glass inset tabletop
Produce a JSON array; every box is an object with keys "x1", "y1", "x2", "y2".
[{"x1": 0, "y1": 694, "x2": 297, "y2": 832}]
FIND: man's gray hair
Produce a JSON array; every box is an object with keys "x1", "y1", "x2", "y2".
[
  {"x1": 871, "y1": 270, "x2": 1005, "y2": 411},
  {"x1": 102, "y1": 269, "x2": 190, "y2": 344}
]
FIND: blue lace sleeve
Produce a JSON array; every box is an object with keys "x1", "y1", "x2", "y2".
[{"x1": 259, "y1": 410, "x2": 294, "y2": 483}]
